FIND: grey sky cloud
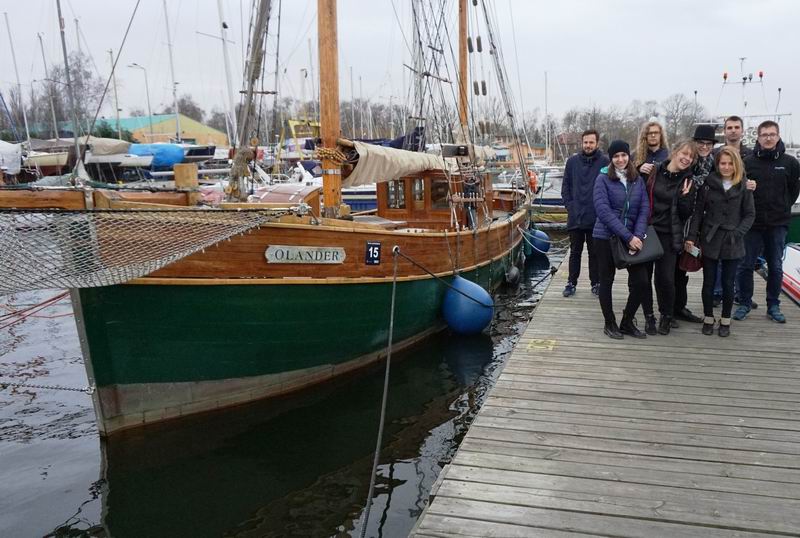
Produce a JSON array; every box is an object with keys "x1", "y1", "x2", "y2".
[{"x1": 1, "y1": 0, "x2": 797, "y2": 142}]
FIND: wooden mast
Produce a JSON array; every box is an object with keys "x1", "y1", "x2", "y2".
[
  {"x1": 318, "y1": 0, "x2": 343, "y2": 217},
  {"x1": 458, "y1": 0, "x2": 468, "y2": 132}
]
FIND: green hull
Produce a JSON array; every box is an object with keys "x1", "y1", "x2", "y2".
[{"x1": 76, "y1": 247, "x2": 520, "y2": 433}]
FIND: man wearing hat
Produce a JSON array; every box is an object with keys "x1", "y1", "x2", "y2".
[{"x1": 672, "y1": 124, "x2": 717, "y2": 325}]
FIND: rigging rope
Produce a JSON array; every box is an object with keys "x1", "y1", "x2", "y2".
[{"x1": 359, "y1": 246, "x2": 400, "y2": 538}]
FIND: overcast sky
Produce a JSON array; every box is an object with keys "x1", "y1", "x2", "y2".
[{"x1": 1, "y1": 0, "x2": 798, "y2": 143}]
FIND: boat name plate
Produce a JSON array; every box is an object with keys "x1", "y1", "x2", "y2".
[{"x1": 265, "y1": 245, "x2": 346, "y2": 264}]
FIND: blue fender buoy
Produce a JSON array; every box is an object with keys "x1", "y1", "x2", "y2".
[
  {"x1": 442, "y1": 276, "x2": 494, "y2": 334},
  {"x1": 528, "y1": 228, "x2": 550, "y2": 254}
]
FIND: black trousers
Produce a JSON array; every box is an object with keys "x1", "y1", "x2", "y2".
[
  {"x1": 653, "y1": 230, "x2": 678, "y2": 317},
  {"x1": 702, "y1": 257, "x2": 739, "y2": 318},
  {"x1": 674, "y1": 265, "x2": 689, "y2": 313},
  {"x1": 567, "y1": 228, "x2": 598, "y2": 286},
  {"x1": 595, "y1": 238, "x2": 650, "y2": 324}
]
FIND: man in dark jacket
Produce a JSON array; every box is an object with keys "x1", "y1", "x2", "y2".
[
  {"x1": 713, "y1": 115, "x2": 753, "y2": 159},
  {"x1": 561, "y1": 129, "x2": 609, "y2": 297},
  {"x1": 734, "y1": 120, "x2": 800, "y2": 323}
]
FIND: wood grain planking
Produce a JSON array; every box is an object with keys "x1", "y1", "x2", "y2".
[{"x1": 413, "y1": 250, "x2": 800, "y2": 536}]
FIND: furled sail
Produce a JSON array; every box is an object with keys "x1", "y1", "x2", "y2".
[{"x1": 342, "y1": 141, "x2": 447, "y2": 187}]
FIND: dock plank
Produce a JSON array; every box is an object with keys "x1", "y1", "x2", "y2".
[{"x1": 411, "y1": 252, "x2": 800, "y2": 536}]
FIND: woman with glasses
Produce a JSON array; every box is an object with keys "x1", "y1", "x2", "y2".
[
  {"x1": 671, "y1": 125, "x2": 718, "y2": 326},
  {"x1": 634, "y1": 121, "x2": 669, "y2": 177},
  {"x1": 629, "y1": 121, "x2": 669, "y2": 334},
  {"x1": 685, "y1": 146, "x2": 754, "y2": 336}
]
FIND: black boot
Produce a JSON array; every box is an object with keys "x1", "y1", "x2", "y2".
[
  {"x1": 620, "y1": 315, "x2": 646, "y2": 339},
  {"x1": 644, "y1": 315, "x2": 657, "y2": 336},
  {"x1": 603, "y1": 319, "x2": 623, "y2": 340},
  {"x1": 718, "y1": 318, "x2": 731, "y2": 337},
  {"x1": 702, "y1": 316, "x2": 715, "y2": 336},
  {"x1": 658, "y1": 315, "x2": 672, "y2": 335}
]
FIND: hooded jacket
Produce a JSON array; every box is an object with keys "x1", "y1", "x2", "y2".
[
  {"x1": 646, "y1": 160, "x2": 693, "y2": 252},
  {"x1": 743, "y1": 139, "x2": 800, "y2": 228},
  {"x1": 687, "y1": 172, "x2": 755, "y2": 260},
  {"x1": 592, "y1": 170, "x2": 649, "y2": 243},
  {"x1": 561, "y1": 149, "x2": 610, "y2": 230}
]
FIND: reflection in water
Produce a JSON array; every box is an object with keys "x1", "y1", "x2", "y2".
[{"x1": 3, "y1": 251, "x2": 560, "y2": 538}]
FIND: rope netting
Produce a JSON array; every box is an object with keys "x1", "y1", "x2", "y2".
[{"x1": 0, "y1": 209, "x2": 285, "y2": 295}]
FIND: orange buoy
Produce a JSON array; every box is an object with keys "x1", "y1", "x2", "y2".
[{"x1": 527, "y1": 170, "x2": 539, "y2": 193}]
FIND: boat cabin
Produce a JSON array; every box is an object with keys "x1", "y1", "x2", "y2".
[{"x1": 375, "y1": 169, "x2": 495, "y2": 230}]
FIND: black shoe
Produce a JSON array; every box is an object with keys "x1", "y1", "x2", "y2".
[
  {"x1": 620, "y1": 316, "x2": 646, "y2": 339},
  {"x1": 718, "y1": 323, "x2": 730, "y2": 337},
  {"x1": 644, "y1": 315, "x2": 657, "y2": 336},
  {"x1": 702, "y1": 319, "x2": 715, "y2": 335},
  {"x1": 658, "y1": 316, "x2": 672, "y2": 335},
  {"x1": 603, "y1": 320, "x2": 624, "y2": 340},
  {"x1": 670, "y1": 318, "x2": 679, "y2": 328},
  {"x1": 674, "y1": 307, "x2": 703, "y2": 323}
]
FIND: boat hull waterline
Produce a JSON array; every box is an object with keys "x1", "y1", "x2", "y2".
[{"x1": 74, "y1": 215, "x2": 526, "y2": 434}]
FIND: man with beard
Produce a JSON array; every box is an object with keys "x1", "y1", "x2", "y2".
[
  {"x1": 561, "y1": 129, "x2": 609, "y2": 297},
  {"x1": 733, "y1": 120, "x2": 800, "y2": 323}
]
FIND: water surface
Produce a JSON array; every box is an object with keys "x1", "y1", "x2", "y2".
[{"x1": 0, "y1": 250, "x2": 562, "y2": 537}]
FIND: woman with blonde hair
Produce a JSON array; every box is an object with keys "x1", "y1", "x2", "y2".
[
  {"x1": 634, "y1": 120, "x2": 669, "y2": 176},
  {"x1": 685, "y1": 146, "x2": 755, "y2": 336},
  {"x1": 645, "y1": 139, "x2": 697, "y2": 334}
]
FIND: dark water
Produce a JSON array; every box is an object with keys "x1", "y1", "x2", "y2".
[{"x1": 0, "y1": 249, "x2": 563, "y2": 538}]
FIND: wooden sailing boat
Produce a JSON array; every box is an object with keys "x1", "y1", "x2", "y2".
[{"x1": 0, "y1": 0, "x2": 529, "y2": 435}]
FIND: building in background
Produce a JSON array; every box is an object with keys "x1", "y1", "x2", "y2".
[{"x1": 107, "y1": 114, "x2": 229, "y2": 146}]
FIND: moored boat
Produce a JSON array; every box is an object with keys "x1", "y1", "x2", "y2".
[
  {"x1": 0, "y1": 0, "x2": 532, "y2": 436},
  {"x1": 783, "y1": 243, "x2": 800, "y2": 305}
]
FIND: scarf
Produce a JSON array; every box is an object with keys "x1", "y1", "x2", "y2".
[{"x1": 692, "y1": 154, "x2": 714, "y2": 186}]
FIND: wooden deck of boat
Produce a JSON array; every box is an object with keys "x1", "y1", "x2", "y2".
[{"x1": 411, "y1": 254, "x2": 800, "y2": 537}]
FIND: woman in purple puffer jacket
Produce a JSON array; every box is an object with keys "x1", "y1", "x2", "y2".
[{"x1": 592, "y1": 140, "x2": 651, "y2": 339}]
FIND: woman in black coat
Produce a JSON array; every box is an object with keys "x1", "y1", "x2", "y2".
[
  {"x1": 644, "y1": 140, "x2": 697, "y2": 335},
  {"x1": 685, "y1": 146, "x2": 755, "y2": 336}
]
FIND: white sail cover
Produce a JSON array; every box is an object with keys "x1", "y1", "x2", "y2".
[
  {"x1": 343, "y1": 141, "x2": 447, "y2": 187},
  {"x1": 44, "y1": 136, "x2": 131, "y2": 156},
  {"x1": 0, "y1": 140, "x2": 22, "y2": 175}
]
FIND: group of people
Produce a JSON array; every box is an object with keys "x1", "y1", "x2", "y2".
[{"x1": 560, "y1": 116, "x2": 800, "y2": 339}]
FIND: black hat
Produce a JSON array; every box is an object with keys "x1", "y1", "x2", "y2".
[
  {"x1": 692, "y1": 124, "x2": 717, "y2": 142},
  {"x1": 607, "y1": 140, "x2": 630, "y2": 157}
]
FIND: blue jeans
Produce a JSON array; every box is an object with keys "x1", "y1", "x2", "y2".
[{"x1": 736, "y1": 226, "x2": 788, "y2": 308}]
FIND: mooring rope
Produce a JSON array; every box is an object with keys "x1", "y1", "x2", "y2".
[{"x1": 359, "y1": 246, "x2": 400, "y2": 538}]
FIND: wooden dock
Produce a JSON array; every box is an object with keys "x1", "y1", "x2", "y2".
[{"x1": 412, "y1": 255, "x2": 800, "y2": 537}]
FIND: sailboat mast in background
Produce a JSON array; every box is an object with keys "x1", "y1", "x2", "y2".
[
  {"x1": 37, "y1": 33, "x2": 60, "y2": 139},
  {"x1": 56, "y1": 0, "x2": 82, "y2": 168},
  {"x1": 162, "y1": 0, "x2": 182, "y2": 142},
  {"x1": 4, "y1": 12, "x2": 32, "y2": 147},
  {"x1": 217, "y1": 0, "x2": 239, "y2": 147}
]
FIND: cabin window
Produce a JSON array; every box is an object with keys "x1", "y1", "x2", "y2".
[
  {"x1": 431, "y1": 179, "x2": 450, "y2": 209},
  {"x1": 412, "y1": 178, "x2": 425, "y2": 210},
  {"x1": 387, "y1": 180, "x2": 406, "y2": 209}
]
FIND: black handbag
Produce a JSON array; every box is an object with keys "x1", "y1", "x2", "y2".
[
  {"x1": 609, "y1": 182, "x2": 664, "y2": 269},
  {"x1": 610, "y1": 225, "x2": 664, "y2": 269}
]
